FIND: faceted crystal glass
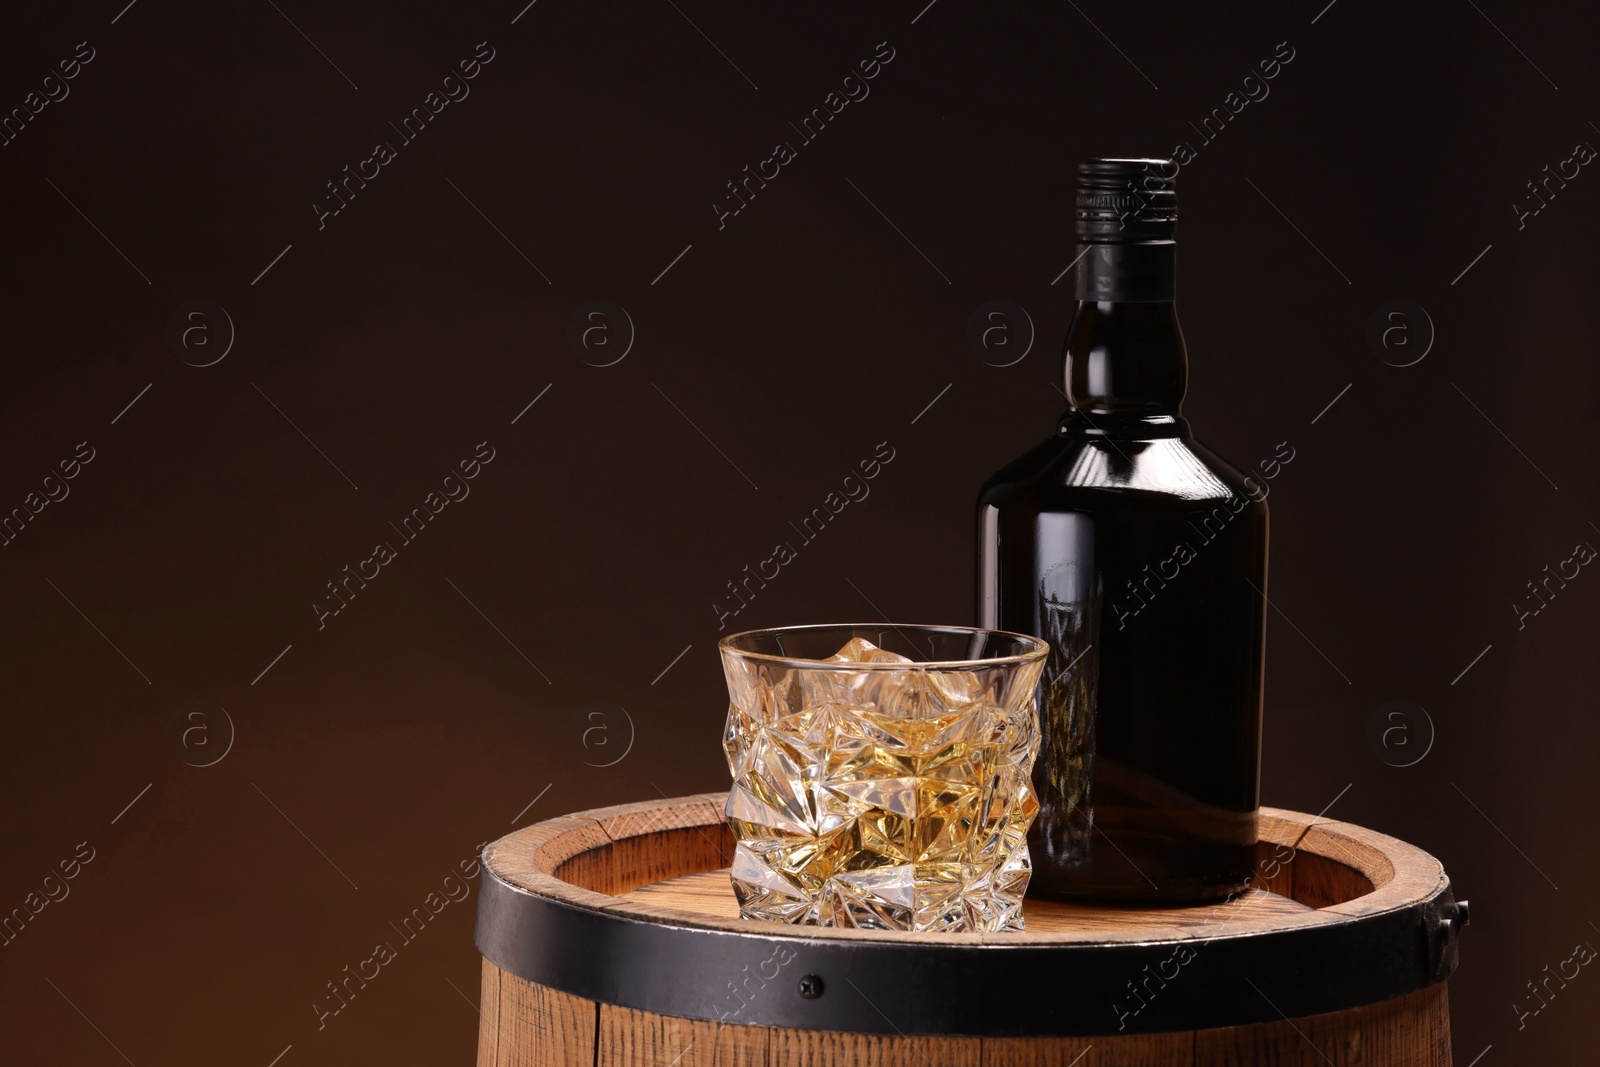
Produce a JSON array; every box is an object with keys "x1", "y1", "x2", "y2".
[{"x1": 719, "y1": 624, "x2": 1048, "y2": 933}]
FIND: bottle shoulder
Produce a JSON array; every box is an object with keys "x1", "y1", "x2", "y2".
[{"x1": 979, "y1": 423, "x2": 1266, "y2": 512}]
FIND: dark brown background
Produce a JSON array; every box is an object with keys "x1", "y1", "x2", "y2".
[{"x1": 1, "y1": 0, "x2": 1595, "y2": 1063}]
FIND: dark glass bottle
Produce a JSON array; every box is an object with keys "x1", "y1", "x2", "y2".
[{"x1": 977, "y1": 158, "x2": 1267, "y2": 904}]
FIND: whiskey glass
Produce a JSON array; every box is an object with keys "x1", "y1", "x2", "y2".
[{"x1": 719, "y1": 623, "x2": 1047, "y2": 933}]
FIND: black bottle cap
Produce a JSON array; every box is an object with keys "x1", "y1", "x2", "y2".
[{"x1": 1076, "y1": 158, "x2": 1177, "y2": 242}]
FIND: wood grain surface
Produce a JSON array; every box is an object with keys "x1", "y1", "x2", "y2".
[
  {"x1": 477, "y1": 962, "x2": 1452, "y2": 1067},
  {"x1": 484, "y1": 793, "x2": 1445, "y2": 946},
  {"x1": 626, "y1": 868, "x2": 1315, "y2": 934}
]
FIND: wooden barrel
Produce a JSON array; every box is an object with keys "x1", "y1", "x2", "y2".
[{"x1": 474, "y1": 792, "x2": 1467, "y2": 1066}]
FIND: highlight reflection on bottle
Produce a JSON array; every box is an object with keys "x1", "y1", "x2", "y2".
[{"x1": 1030, "y1": 523, "x2": 1099, "y2": 874}]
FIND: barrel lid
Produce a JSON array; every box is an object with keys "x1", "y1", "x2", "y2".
[{"x1": 474, "y1": 793, "x2": 1466, "y2": 1037}]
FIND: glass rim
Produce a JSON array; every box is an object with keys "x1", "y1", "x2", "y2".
[{"x1": 718, "y1": 622, "x2": 1048, "y2": 671}]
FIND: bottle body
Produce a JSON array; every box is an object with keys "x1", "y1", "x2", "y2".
[{"x1": 978, "y1": 415, "x2": 1266, "y2": 902}]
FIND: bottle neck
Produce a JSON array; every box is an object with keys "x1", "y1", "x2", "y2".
[{"x1": 1064, "y1": 242, "x2": 1188, "y2": 418}]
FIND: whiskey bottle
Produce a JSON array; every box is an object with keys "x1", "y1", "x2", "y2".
[{"x1": 977, "y1": 158, "x2": 1268, "y2": 903}]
